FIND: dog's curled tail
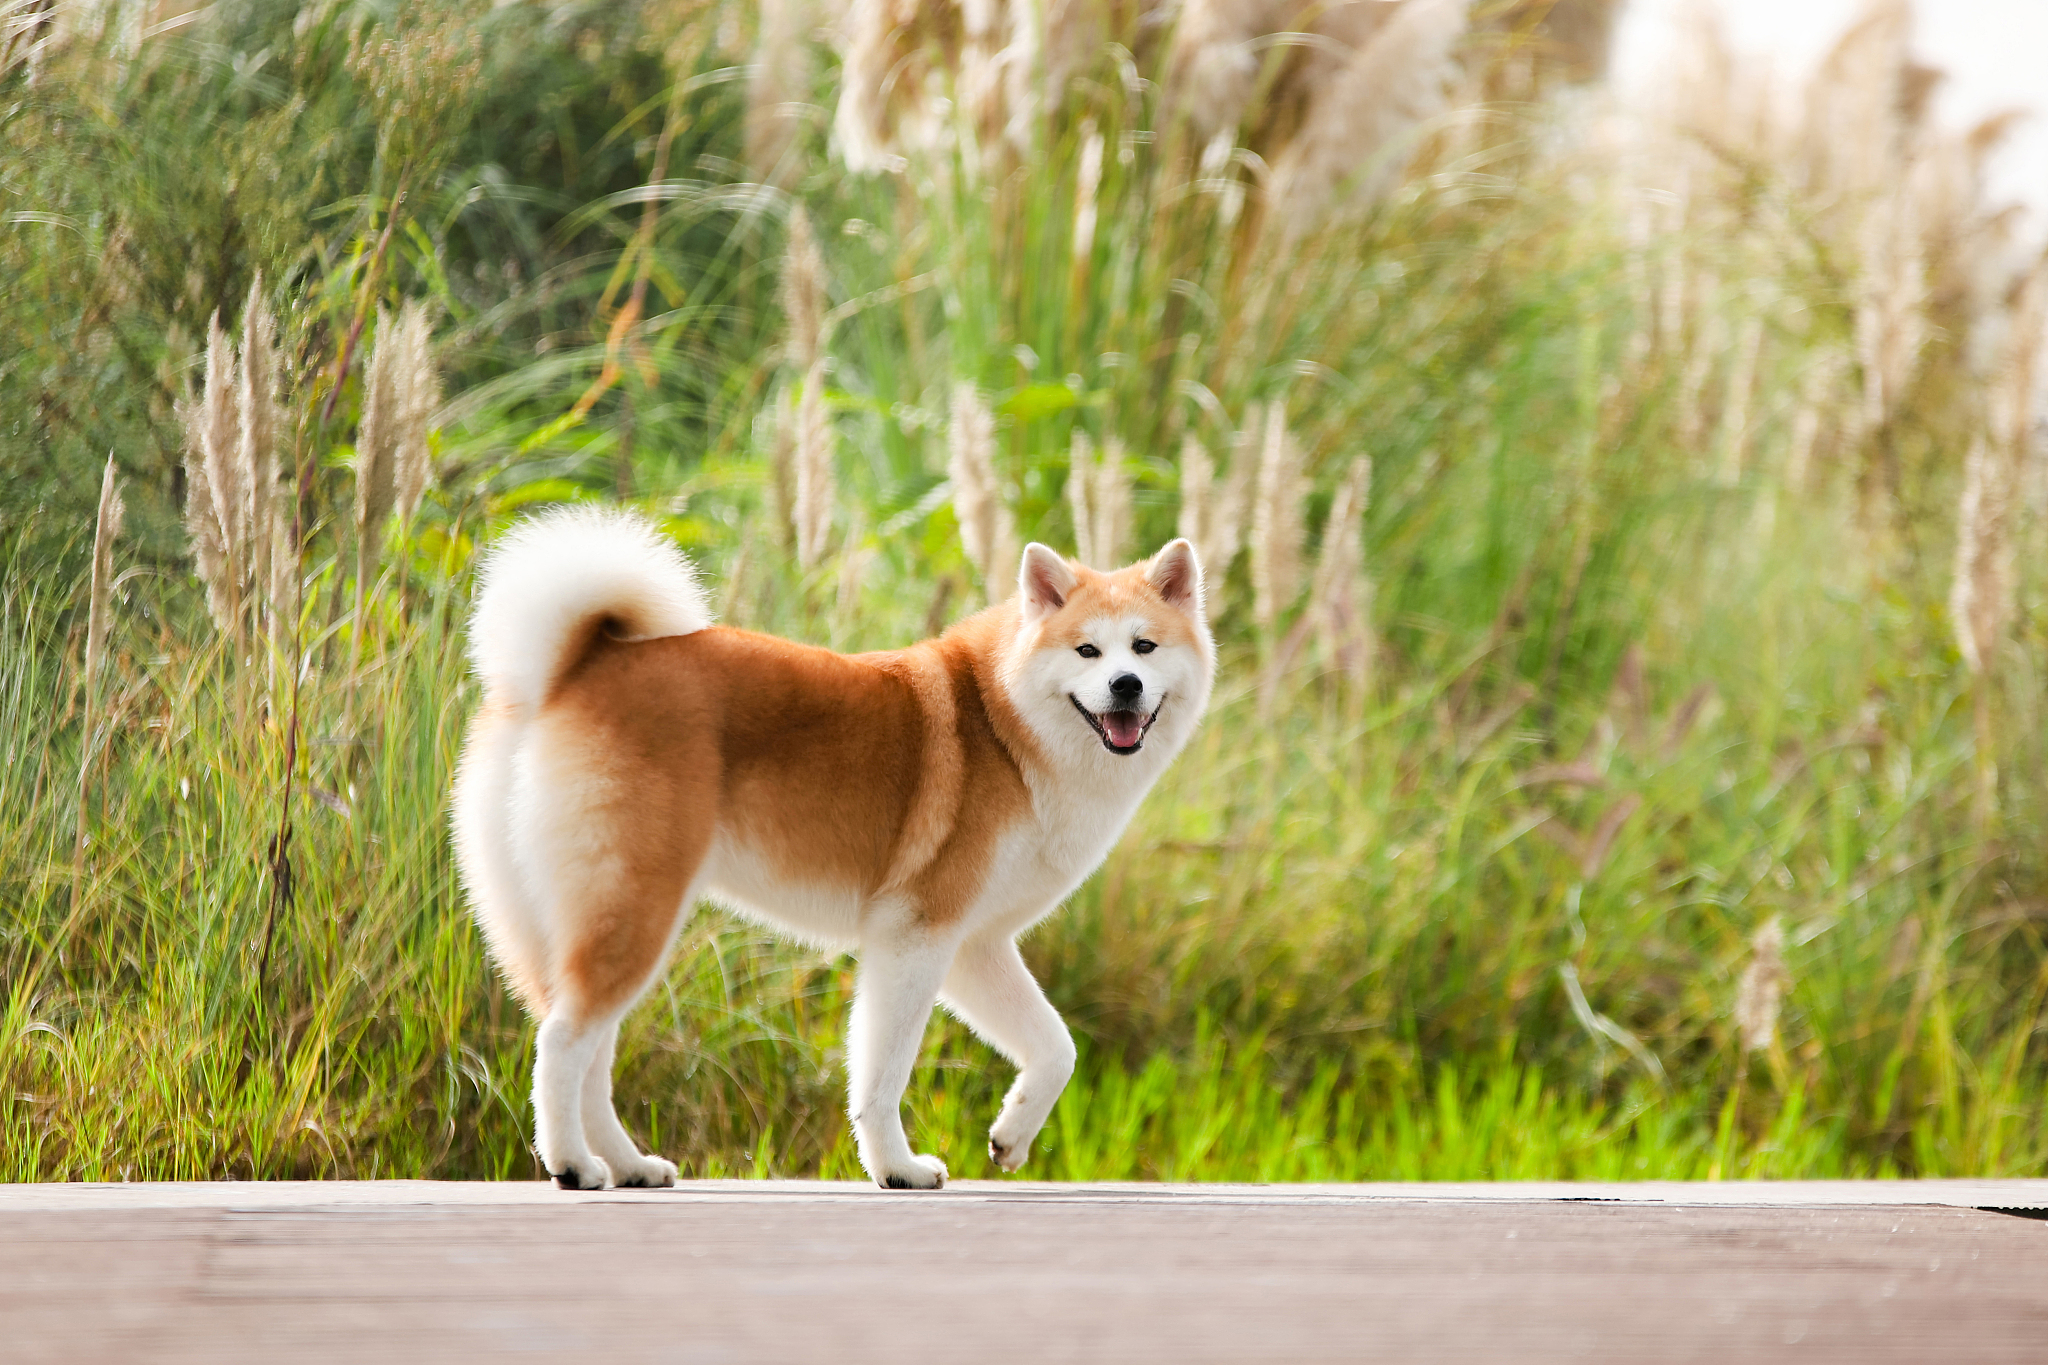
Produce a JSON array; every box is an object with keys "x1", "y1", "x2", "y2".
[{"x1": 468, "y1": 506, "x2": 711, "y2": 710}]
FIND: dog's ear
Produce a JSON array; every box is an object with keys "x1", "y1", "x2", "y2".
[
  {"x1": 1018, "y1": 543, "x2": 1076, "y2": 623},
  {"x1": 1146, "y1": 538, "x2": 1203, "y2": 613}
]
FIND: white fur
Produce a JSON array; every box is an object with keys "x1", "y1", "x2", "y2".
[
  {"x1": 942, "y1": 934, "x2": 1076, "y2": 1171},
  {"x1": 847, "y1": 910, "x2": 960, "y2": 1188},
  {"x1": 449, "y1": 709, "x2": 549, "y2": 1007},
  {"x1": 703, "y1": 829, "x2": 866, "y2": 948},
  {"x1": 468, "y1": 505, "x2": 712, "y2": 712}
]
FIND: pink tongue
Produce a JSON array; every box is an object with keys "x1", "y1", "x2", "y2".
[{"x1": 1103, "y1": 712, "x2": 1145, "y2": 748}]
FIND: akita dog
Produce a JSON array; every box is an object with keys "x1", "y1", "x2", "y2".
[{"x1": 452, "y1": 508, "x2": 1213, "y2": 1189}]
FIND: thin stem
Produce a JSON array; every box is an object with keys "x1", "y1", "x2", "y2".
[{"x1": 259, "y1": 425, "x2": 308, "y2": 988}]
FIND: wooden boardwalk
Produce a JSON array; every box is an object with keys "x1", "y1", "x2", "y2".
[{"x1": 5, "y1": 1179, "x2": 2046, "y2": 1362}]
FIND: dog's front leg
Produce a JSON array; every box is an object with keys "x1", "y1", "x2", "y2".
[
  {"x1": 847, "y1": 927, "x2": 957, "y2": 1189},
  {"x1": 940, "y1": 931, "x2": 1077, "y2": 1172}
]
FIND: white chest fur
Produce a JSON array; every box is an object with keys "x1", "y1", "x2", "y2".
[{"x1": 955, "y1": 760, "x2": 1157, "y2": 941}]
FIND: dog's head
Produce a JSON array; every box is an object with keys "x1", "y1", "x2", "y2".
[{"x1": 1003, "y1": 539, "x2": 1214, "y2": 764}]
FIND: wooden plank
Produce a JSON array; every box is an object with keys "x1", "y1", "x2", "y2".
[{"x1": 1, "y1": 1184, "x2": 2043, "y2": 1363}]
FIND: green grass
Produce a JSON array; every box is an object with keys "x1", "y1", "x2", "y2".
[
  {"x1": 6, "y1": 0, "x2": 2048, "y2": 1185},
  {"x1": 7, "y1": 502, "x2": 2047, "y2": 1183}
]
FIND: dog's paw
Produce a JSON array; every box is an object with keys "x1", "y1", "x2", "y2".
[
  {"x1": 987, "y1": 1110, "x2": 1040, "y2": 1172},
  {"x1": 610, "y1": 1153, "x2": 678, "y2": 1189},
  {"x1": 876, "y1": 1154, "x2": 948, "y2": 1190},
  {"x1": 548, "y1": 1156, "x2": 614, "y2": 1191},
  {"x1": 987, "y1": 1134, "x2": 1031, "y2": 1173}
]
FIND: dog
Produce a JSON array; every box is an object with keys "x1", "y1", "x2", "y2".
[{"x1": 452, "y1": 508, "x2": 1214, "y2": 1189}]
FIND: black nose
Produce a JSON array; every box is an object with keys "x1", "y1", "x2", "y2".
[{"x1": 1110, "y1": 672, "x2": 1143, "y2": 700}]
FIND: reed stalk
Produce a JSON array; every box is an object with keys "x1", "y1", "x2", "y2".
[{"x1": 71, "y1": 452, "x2": 123, "y2": 907}]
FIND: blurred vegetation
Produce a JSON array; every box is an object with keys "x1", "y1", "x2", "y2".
[{"x1": 5, "y1": 0, "x2": 2048, "y2": 1183}]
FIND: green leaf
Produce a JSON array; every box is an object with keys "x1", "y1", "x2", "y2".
[
  {"x1": 517, "y1": 410, "x2": 586, "y2": 455},
  {"x1": 998, "y1": 383, "x2": 1080, "y2": 420},
  {"x1": 491, "y1": 478, "x2": 588, "y2": 514}
]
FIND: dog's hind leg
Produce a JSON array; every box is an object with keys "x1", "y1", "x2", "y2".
[
  {"x1": 534, "y1": 1010, "x2": 619, "y2": 1189},
  {"x1": 528, "y1": 769, "x2": 710, "y2": 1190},
  {"x1": 574, "y1": 1024, "x2": 678, "y2": 1188},
  {"x1": 847, "y1": 921, "x2": 959, "y2": 1190},
  {"x1": 940, "y1": 931, "x2": 1077, "y2": 1173},
  {"x1": 577, "y1": 937, "x2": 692, "y2": 1188},
  {"x1": 537, "y1": 893, "x2": 696, "y2": 1190}
]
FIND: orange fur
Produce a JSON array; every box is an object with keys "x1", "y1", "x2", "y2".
[{"x1": 526, "y1": 618, "x2": 1037, "y2": 1014}]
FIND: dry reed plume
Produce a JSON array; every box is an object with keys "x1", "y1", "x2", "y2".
[
  {"x1": 1797, "y1": 0, "x2": 1919, "y2": 223},
  {"x1": 391, "y1": 304, "x2": 440, "y2": 528},
  {"x1": 782, "y1": 206, "x2": 835, "y2": 567},
  {"x1": 353, "y1": 300, "x2": 438, "y2": 627},
  {"x1": 1643, "y1": 0, "x2": 2040, "y2": 541},
  {"x1": 821, "y1": 0, "x2": 1607, "y2": 237},
  {"x1": 1175, "y1": 431, "x2": 1251, "y2": 614},
  {"x1": 1733, "y1": 916, "x2": 1788, "y2": 1055},
  {"x1": 1949, "y1": 435, "x2": 2014, "y2": 673},
  {"x1": 1249, "y1": 402, "x2": 1307, "y2": 630},
  {"x1": 829, "y1": 0, "x2": 1104, "y2": 172},
  {"x1": 355, "y1": 305, "x2": 400, "y2": 591},
  {"x1": 830, "y1": 0, "x2": 937, "y2": 173},
  {"x1": 1950, "y1": 265, "x2": 2045, "y2": 675},
  {"x1": 781, "y1": 203, "x2": 827, "y2": 372},
  {"x1": 1161, "y1": 0, "x2": 1285, "y2": 145},
  {"x1": 744, "y1": 0, "x2": 816, "y2": 186},
  {"x1": 763, "y1": 383, "x2": 799, "y2": 552},
  {"x1": 1854, "y1": 186, "x2": 1929, "y2": 454},
  {"x1": 1303, "y1": 454, "x2": 1374, "y2": 686},
  {"x1": 794, "y1": 378, "x2": 836, "y2": 569},
  {"x1": 1161, "y1": 0, "x2": 1623, "y2": 233},
  {"x1": 1071, "y1": 116, "x2": 1104, "y2": 259},
  {"x1": 1065, "y1": 430, "x2": 1130, "y2": 569},
  {"x1": 947, "y1": 382, "x2": 1018, "y2": 602},
  {"x1": 1261, "y1": 0, "x2": 1469, "y2": 233},
  {"x1": 1065, "y1": 432, "x2": 1093, "y2": 563},
  {"x1": 178, "y1": 278, "x2": 288, "y2": 649}
]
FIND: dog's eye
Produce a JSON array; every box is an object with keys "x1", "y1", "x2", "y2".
[
  {"x1": 1076, "y1": 644, "x2": 1101, "y2": 659},
  {"x1": 1132, "y1": 639, "x2": 1157, "y2": 655}
]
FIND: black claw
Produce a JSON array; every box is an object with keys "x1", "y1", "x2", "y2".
[
  {"x1": 550, "y1": 1166, "x2": 596, "y2": 1191},
  {"x1": 883, "y1": 1174, "x2": 912, "y2": 1190}
]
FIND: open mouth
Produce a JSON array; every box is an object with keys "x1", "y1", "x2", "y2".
[{"x1": 1069, "y1": 695, "x2": 1164, "y2": 755}]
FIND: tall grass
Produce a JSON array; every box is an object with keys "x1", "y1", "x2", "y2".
[{"x1": 5, "y1": 0, "x2": 2047, "y2": 1183}]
